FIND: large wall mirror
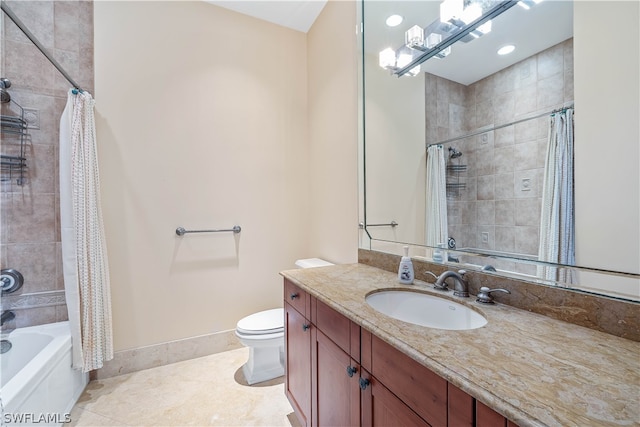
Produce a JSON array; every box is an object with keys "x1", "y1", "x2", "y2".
[{"x1": 360, "y1": 0, "x2": 640, "y2": 301}]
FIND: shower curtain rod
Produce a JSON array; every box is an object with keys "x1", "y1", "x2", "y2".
[
  {"x1": 426, "y1": 103, "x2": 574, "y2": 148},
  {"x1": 1, "y1": 1, "x2": 83, "y2": 92}
]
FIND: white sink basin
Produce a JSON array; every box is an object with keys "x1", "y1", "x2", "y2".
[{"x1": 365, "y1": 290, "x2": 487, "y2": 330}]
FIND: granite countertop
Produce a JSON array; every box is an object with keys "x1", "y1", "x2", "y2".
[{"x1": 281, "y1": 263, "x2": 640, "y2": 427}]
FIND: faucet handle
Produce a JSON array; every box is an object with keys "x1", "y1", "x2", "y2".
[
  {"x1": 476, "y1": 287, "x2": 511, "y2": 304},
  {"x1": 424, "y1": 271, "x2": 438, "y2": 280}
]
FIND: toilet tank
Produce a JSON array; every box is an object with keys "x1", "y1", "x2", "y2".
[{"x1": 295, "y1": 258, "x2": 334, "y2": 269}]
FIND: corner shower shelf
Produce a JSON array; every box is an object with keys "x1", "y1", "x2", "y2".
[{"x1": 1, "y1": 99, "x2": 28, "y2": 186}]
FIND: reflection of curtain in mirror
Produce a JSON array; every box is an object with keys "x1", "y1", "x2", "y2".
[
  {"x1": 538, "y1": 108, "x2": 575, "y2": 284},
  {"x1": 426, "y1": 145, "x2": 448, "y2": 253}
]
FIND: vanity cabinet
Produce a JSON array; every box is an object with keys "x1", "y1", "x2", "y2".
[
  {"x1": 284, "y1": 281, "x2": 312, "y2": 427},
  {"x1": 284, "y1": 279, "x2": 518, "y2": 427}
]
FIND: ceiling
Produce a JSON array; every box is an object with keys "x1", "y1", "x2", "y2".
[{"x1": 204, "y1": 0, "x2": 327, "y2": 33}]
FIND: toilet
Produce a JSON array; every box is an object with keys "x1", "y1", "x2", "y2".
[{"x1": 235, "y1": 258, "x2": 334, "y2": 385}]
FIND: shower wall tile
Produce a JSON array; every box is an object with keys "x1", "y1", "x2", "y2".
[
  {"x1": 495, "y1": 199, "x2": 515, "y2": 225},
  {"x1": 475, "y1": 99, "x2": 494, "y2": 128},
  {"x1": 513, "y1": 169, "x2": 539, "y2": 199},
  {"x1": 514, "y1": 141, "x2": 539, "y2": 170},
  {"x1": 537, "y1": 43, "x2": 564, "y2": 80},
  {"x1": 477, "y1": 200, "x2": 495, "y2": 225},
  {"x1": 5, "y1": 242, "x2": 57, "y2": 292},
  {"x1": 515, "y1": 118, "x2": 538, "y2": 142},
  {"x1": 514, "y1": 83, "x2": 537, "y2": 117},
  {"x1": 477, "y1": 225, "x2": 495, "y2": 250},
  {"x1": 4, "y1": 40, "x2": 57, "y2": 96},
  {"x1": 494, "y1": 125, "x2": 514, "y2": 147},
  {"x1": 537, "y1": 73, "x2": 565, "y2": 110},
  {"x1": 54, "y1": 1, "x2": 81, "y2": 52},
  {"x1": 13, "y1": 305, "x2": 57, "y2": 328},
  {"x1": 516, "y1": 198, "x2": 542, "y2": 227},
  {"x1": 495, "y1": 226, "x2": 516, "y2": 253},
  {"x1": 460, "y1": 201, "x2": 477, "y2": 225},
  {"x1": 515, "y1": 56, "x2": 537, "y2": 89},
  {"x1": 475, "y1": 147, "x2": 494, "y2": 176},
  {"x1": 4, "y1": 1, "x2": 55, "y2": 48},
  {"x1": 495, "y1": 174, "x2": 515, "y2": 200},
  {"x1": 28, "y1": 143, "x2": 56, "y2": 194},
  {"x1": 1, "y1": 0, "x2": 94, "y2": 328},
  {"x1": 515, "y1": 226, "x2": 539, "y2": 256},
  {"x1": 6, "y1": 193, "x2": 56, "y2": 243},
  {"x1": 494, "y1": 145, "x2": 515, "y2": 174},
  {"x1": 477, "y1": 175, "x2": 495, "y2": 200},
  {"x1": 494, "y1": 91, "x2": 515, "y2": 124}
]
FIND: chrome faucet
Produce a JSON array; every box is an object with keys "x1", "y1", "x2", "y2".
[
  {"x1": 433, "y1": 270, "x2": 469, "y2": 297},
  {"x1": 1, "y1": 310, "x2": 16, "y2": 337}
]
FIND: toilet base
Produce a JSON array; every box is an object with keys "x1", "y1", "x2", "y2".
[{"x1": 241, "y1": 344, "x2": 284, "y2": 385}]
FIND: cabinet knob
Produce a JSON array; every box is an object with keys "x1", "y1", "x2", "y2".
[
  {"x1": 346, "y1": 366, "x2": 358, "y2": 377},
  {"x1": 302, "y1": 323, "x2": 310, "y2": 331},
  {"x1": 290, "y1": 293, "x2": 299, "y2": 300},
  {"x1": 359, "y1": 378, "x2": 370, "y2": 390}
]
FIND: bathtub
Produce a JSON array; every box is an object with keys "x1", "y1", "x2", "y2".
[{"x1": 1, "y1": 322, "x2": 88, "y2": 426}]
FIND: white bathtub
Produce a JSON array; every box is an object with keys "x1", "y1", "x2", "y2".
[{"x1": 1, "y1": 322, "x2": 88, "y2": 426}]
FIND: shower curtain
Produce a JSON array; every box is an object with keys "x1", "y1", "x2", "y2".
[
  {"x1": 425, "y1": 145, "x2": 448, "y2": 252},
  {"x1": 538, "y1": 108, "x2": 575, "y2": 283},
  {"x1": 60, "y1": 89, "x2": 113, "y2": 372}
]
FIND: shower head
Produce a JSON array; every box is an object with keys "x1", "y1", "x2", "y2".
[{"x1": 449, "y1": 147, "x2": 462, "y2": 159}]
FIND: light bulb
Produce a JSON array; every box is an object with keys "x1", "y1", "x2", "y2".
[
  {"x1": 379, "y1": 48, "x2": 397, "y2": 69},
  {"x1": 440, "y1": 0, "x2": 464, "y2": 24},
  {"x1": 405, "y1": 25, "x2": 424, "y2": 49}
]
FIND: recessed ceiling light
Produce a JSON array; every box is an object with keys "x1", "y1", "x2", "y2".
[
  {"x1": 497, "y1": 44, "x2": 516, "y2": 55},
  {"x1": 385, "y1": 14, "x2": 403, "y2": 27}
]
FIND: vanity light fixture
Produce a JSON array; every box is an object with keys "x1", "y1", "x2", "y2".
[
  {"x1": 405, "y1": 25, "x2": 425, "y2": 49},
  {"x1": 440, "y1": 0, "x2": 464, "y2": 25},
  {"x1": 378, "y1": 46, "x2": 421, "y2": 76},
  {"x1": 426, "y1": 33, "x2": 451, "y2": 58},
  {"x1": 518, "y1": 0, "x2": 542, "y2": 10},
  {"x1": 497, "y1": 44, "x2": 516, "y2": 55},
  {"x1": 383, "y1": 0, "x2": 537, "y2": 77},
  {"x1": 385, "y1": 14, "x2": 403, "y2": 27}
]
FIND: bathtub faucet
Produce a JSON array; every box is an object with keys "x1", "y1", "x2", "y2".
[{"x1": 1, "y1": 310, "x2": 16, "y2": 336}]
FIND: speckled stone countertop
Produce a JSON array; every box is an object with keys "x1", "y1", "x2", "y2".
[{"x1": 281, "y1": 263, "x2": 640, "y2": 427}]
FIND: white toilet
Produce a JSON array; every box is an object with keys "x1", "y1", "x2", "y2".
[{"x1": 235, "y1": 258, "x2": 334, "y2": 385}]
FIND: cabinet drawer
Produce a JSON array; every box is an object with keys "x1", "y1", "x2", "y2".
[
  {"x1": 284, "y1": 279, "x2": 309, "y2": 317},
  {"x1": 314, "y1": 299, "x2": 354, "y2": 356},
  {"x1": 371, "y1": 335, "x2": 447, "y2": 427}
]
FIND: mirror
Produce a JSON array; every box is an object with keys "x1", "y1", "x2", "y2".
[{"x1": 361, "y1": 0, "x2": 640, "y2": 301}]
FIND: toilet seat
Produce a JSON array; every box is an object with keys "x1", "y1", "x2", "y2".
[{"x1": 236, "y1": 308, "x2": 284, "y2": 336}]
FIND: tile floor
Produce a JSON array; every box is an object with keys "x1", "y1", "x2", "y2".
[{"x1": 69, "y1": 347, "x2": 297, "y2": 426}]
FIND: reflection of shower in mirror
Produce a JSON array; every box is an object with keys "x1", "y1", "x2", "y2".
[{"x1": 448, "y1": 146, "x2": 462, "y2": 159}]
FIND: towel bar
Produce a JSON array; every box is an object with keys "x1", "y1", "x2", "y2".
[
  {"x1": 358, "y1": 221, "x2": 398, "y2": 229},
  {"x1": 176, "y1": 226, "x2": 241, "y2": 236}
]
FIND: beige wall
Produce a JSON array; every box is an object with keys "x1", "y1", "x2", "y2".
[
  {"x1": 95, "y1": 1, "x2": 340, "y2": 351},
  {"x1": 307, "y1": 0, "x2": 359, "y2": 263},
  {"x1": 574, "y1": 1, "x2": 639, "y2": 274}
]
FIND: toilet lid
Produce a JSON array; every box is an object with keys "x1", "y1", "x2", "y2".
[{"x1": 236, "y1": 308, "x2": 284, "y2": 335}]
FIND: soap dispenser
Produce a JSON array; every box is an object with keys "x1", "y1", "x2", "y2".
[{"x1": 398, "y1": 246, "x2": 414, "y2": 284}]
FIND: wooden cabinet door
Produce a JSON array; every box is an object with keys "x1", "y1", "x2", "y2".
[
  {"x1": 477, "y1": 401, "x2": 507, "y2": 427},
  {"x1": 313, "y1": 329, "x2": 361, "y2": 427},
  {"x1": 361, "y1": 370, "x2": 431, "y2": 427},
  {"x1": 285, "y1": 302, "x2": 312, "y2": 427}
]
